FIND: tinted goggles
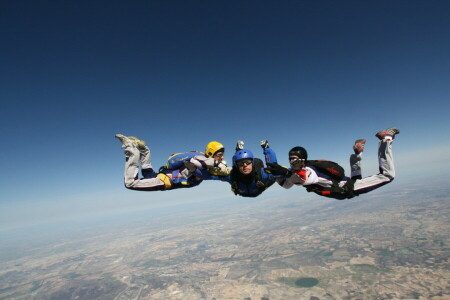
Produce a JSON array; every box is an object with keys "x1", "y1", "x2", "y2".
[{"x1": 236, "y1": 159, "x2": 253, "y2": 167}]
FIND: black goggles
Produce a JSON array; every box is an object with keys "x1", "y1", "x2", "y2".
[{"x1": 236, "y1": 159, "x2": 253, "y2": 167}]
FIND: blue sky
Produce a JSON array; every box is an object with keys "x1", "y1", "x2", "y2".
[{"x1": 1, "y1": 1, "x2": 450, "y2": 230}]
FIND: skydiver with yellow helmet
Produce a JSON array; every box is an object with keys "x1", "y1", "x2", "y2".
[{"x1": 115, "y1": 134, "x2": 230, "y2": 191}]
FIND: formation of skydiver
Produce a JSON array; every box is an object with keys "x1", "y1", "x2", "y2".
[{"x1": 115, "y1": 127, "x2": 400, "y2": 200}]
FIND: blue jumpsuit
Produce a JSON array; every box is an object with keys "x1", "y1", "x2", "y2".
[{"x1": 196, "y1": 148, "x2": 282, "y2": 197}]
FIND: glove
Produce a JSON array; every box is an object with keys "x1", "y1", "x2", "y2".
[
  {"x1": 209, "y1": 162, "x2": 231, "y2": 176},
  {"x1": 235, "y1": 140, "x2": 244, "y2": 151},
  {"x1": 265, "y1": 163, "x2": 292, "y2": 176},
  {"x1": 260, "y1": 139, "x2": 269, "y2": 149}
]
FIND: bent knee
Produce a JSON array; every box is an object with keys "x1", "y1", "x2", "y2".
[
  {"x1": 124, "y1": 179, "x2": 137, "y2": 188},
  {"x1": 385, "y1": 172, "x2": 395, "y2": 180}
]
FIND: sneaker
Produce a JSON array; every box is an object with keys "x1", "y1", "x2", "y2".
[
  {"x1": 236, "y1": 140, "x2": 244, "y2": 151},
  {"x1": 260, "y1": 139, "x2": 269, "y2": 149},
  {"x1": 115, "y1": 134, "x2": 137, "y2": 148},
  {"x1": 376, "y1": 127, "x2": 400, "y2": 140},
  {"x1": 128, "y1": 136, "x2": 147, "y2": 149},
  {"x1": 353, "y1": 139, "x2": 366, "y2": 154}
]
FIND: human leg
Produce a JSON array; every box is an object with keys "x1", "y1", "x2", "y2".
[
  {"x1": 350, "y1": 139, "x2": 366, "y2": 180},
  {"x1": 128, "y1": 136, "x2": 158, "y2": 178},
  {"x1": 353, "y1": 128, "x2": 399, "y2": 195},
  {"x1": 115, "y1": 134, "x2": 168, "y2": 191},
  {"x1": 350, "y1": 154, "x2": 362, "y2": 180},
  {"x1": 139, "y1": 145, "x2": 158, "y2": 179}
]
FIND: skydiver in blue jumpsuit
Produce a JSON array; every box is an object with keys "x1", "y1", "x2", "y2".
[
  {"x1": 115, "y1": 134, "x2": 228, "y2": 191},
  {"x1": 194, "y1": 140, "x2": 284, "y2": 197}
]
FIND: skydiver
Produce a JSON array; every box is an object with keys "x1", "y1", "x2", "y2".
[
  {"x1": 265, "y1": 127, "x2": 400, "y2": 199},
  {"x1": 198, "y1": 140, "x2": 284, "y2": 197},
  {"x1": 115, "y1": 134, "x2": 229, "y2": 191}
]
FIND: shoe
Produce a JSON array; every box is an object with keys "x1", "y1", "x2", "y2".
[
  {"x1": 353, "y1": 139, "x2": 366, "y2": 154},
  {"x1": 128, "y1": 136, "x2": 147, "y2": 149},
  {"x1": 236, "y1": 140, "x2": 244, "y2": 151},
  {"x1": 115, "y1": 134, "x2": 137, "y2": 148},
  {"x1": 260, "y1": 140, "x2": 269, "y2": 149},
  {"x1": 376, "y1": 127, "x2": 400, "y2": 140}
]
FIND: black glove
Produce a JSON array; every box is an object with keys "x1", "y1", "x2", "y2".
[{"x1": 265, "y1": 163, "x2": 292, "y2": 177}]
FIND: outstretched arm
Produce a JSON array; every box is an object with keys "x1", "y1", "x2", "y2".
[
  {"x1": 189, "y1": 154, "x2": 231, "y2": 176},
  {"x1": 195, "y1": 168, "x2": 232, "y2": 182},
  {"x1": 260, "y1": 139, "x2": 278, "y2": 165},
  {"x1": 261, "y1": 140, "x2": 292, "y2": 187}
]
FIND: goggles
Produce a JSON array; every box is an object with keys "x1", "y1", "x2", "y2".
[
  {"x1": 236, "y1": 159, "x2": 253, "y2": 167},
  {"x1": 214, "y1": 152, "x2": 224, "y2": 157},
  {"x1": 289, "y1": 157, "x2": 304, "y2": 163},
  {"x1": 289, "y1": 157, "x2": 305, "y2": 170}
]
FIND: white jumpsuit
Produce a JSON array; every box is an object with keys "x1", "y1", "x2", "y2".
[{"x1": 283, "y1": 139, "x2": 395, "y2": 197}]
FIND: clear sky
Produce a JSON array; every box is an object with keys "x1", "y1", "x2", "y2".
[{"x1": 1, "y1": 1, "x2": 450, "y2": 230}]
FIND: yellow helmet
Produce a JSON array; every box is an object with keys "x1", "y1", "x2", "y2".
[{"x1": 205, "y1": 141, "x2": 224, "y2": 157}]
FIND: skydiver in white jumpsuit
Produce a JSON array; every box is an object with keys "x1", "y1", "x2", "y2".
[{"x1": 266, "y1": 127, "x2": 400, "y2": 199}]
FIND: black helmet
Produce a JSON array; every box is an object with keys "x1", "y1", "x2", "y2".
[{"x1": 289, "y1": 146, "x2": 308, "y2": 160}]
